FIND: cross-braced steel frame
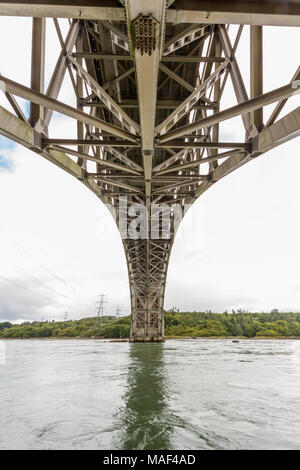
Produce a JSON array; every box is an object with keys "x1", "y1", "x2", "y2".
[{"x1": 0, "y1": 1, "x2": 300, "y2": 341}]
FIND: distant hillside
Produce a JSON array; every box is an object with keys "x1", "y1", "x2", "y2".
[
  {"x1": 0, "y1": 315, "x2": 130, "y2": 339},
  {"x1": 1, "y1": 311, "x2": 300, "y2": 339}
]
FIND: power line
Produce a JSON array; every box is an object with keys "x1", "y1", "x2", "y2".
[
  {"x1": 14, "y1": 266, "x2": 70, "y2": 300},
  {"x1": 14, "y1": 265, "x2": 94, "y2": 312},
  {"x1": 0, "y1": 273, "x2": 91, "y2": 316},
  {"x1": 0, "y1": 228, "x2": 128, "y2": 318},
  {"x1": 0, "y1": 227, "x2": 76, "y2": 291},
  {"x1": 0, "y1": 273, "x2": 56, "y2": 303}
]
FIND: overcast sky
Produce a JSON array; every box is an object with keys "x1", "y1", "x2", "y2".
[{"x1": 0, "y1": 18, "x2": 299, "y2": 323}]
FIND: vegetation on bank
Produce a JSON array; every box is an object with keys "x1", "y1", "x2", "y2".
[{"x1": 1, "y1": 310, "x2": 300, "y2": 339}]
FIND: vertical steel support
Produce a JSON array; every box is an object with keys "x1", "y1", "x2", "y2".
[
  {"x1": 126, "y1": 238, "x2": 171, "y2": 343},
  {"x1": 30, "y1": 17, "x2": 45, "y2": 127},
  {"x1": 126, "y1": 0, "x2": 166, "y2": 203},
  {"x1": 44, "y1": 20, "x2": 79, "y2": 127},
  {"x1": 76, "y1": 25, "x2": 85, "y2": 166},
  {"x1": 250, "y1": 25, "x2": 263, "y2": 132},
  {"x1": 218, "y1": 25, "x2": 251, "y2": 132},
  {"x1": 126, "y1": 0, "x2": 166, "y2": 342},
  {"x1": 210, "y1": 35, "x2": 221, "y2": 170}
]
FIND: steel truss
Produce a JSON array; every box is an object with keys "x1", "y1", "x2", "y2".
[{"x1": 0, "y1": 1, "x2": 300, "y2": 341}]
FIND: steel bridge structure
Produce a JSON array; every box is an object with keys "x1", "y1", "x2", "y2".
[{"x1": 0, "y1": 1, "x2": 300, "y2": 341}]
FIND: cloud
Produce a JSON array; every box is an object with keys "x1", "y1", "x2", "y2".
[
  {"x1": 0, "y1": 144, "x2": 130, "y2": 322},
  {"x1": 0, "y1": 278, "x2": 47, "y2": 322},
  {"x1": 165, "y1": 276, "x2": 259, "y2": 312},
  {"x1": 166, "y1": 137, "x2": 300, "y2": 312}
]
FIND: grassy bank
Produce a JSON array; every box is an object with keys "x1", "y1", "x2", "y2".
[{"x1": 1, "y1": 311, "x2": 300, "y2": 339}]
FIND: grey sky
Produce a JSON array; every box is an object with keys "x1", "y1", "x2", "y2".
[{"x1": 0, "y1": 18, "x2": 300, "y2": 322}]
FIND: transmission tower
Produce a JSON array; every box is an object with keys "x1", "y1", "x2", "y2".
[
  {"x1": 116, "y1": 305, "x2": 121, "y2": 318},
  {"x1": 96, "y1": 294, "x2": 107, "y2": 317}
]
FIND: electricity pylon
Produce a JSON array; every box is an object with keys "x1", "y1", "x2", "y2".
[{"x1": 96, "y1": 294, "x2": 107, "y2": 317}]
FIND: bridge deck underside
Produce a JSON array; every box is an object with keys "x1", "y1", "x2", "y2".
[{"x1": 81, "y1": 18, "x2": 203, "y2": 341}]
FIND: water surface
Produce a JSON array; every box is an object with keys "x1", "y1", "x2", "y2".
[{"x1": 1, "y1": 338, "x2": 300, "y2": 449}]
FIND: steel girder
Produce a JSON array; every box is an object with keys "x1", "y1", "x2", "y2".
[
  {"x1": 0, "y1": 2, "x2": 300, "y2": 341},
  {"x1": 1, "y1": 1, "x2": 300, "y2": 25}
]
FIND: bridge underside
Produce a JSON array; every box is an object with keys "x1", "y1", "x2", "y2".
[{"x1": 0, "y1": 1, "x2": 300, "y2": 341}]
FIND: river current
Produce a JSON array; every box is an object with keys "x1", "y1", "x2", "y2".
[{"x1": 1, "y1": 338, "x2": 300, "y2": 449}]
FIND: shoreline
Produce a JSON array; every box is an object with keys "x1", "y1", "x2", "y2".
[{"x1": 1, "y1": 335, "x2": 300, "y2": 341}]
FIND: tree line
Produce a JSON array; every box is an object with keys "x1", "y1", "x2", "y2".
[{"x1": 1, "y1": 311, "x2": 300, "y2": 338}]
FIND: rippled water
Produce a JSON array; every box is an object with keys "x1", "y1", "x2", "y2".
[{"x1": 1, "y1": 338, "x2": 300, "y2": 449}]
